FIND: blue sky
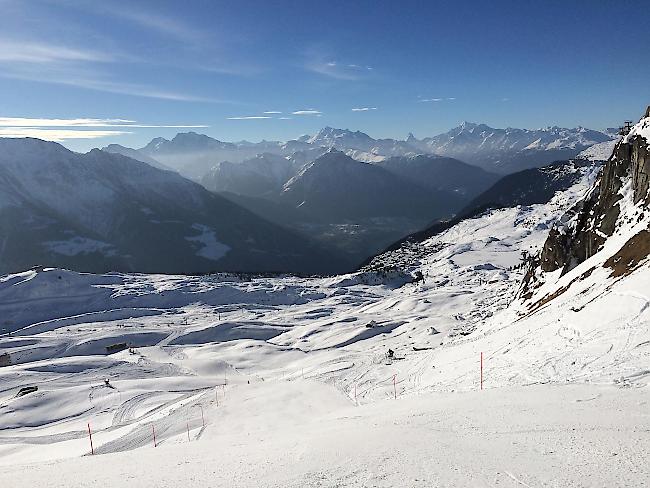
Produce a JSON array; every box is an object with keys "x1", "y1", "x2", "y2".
[{"x1": 0, "y1": 0, "x2": 649, "y2": 151}]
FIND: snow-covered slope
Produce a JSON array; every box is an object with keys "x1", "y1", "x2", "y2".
[{"x1": 576, "y1": 139, "x2": 618, "y2": 162}]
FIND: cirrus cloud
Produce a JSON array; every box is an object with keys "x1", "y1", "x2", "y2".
[
  {"x1": 227, "y1": 116, "x2": 272, "y2": 120},
  {"x1": 291, "y1": 110, "x2": 322, "y2": 116},
  {"x1": 0, "y1": 117, "x2": 207, "y2": 128},
  {"x1": 0, "y1": 127, "x2": 130, "y2": 141}
]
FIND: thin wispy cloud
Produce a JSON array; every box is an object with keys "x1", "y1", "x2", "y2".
[
  {"x1": 227, "y1": 116, "x2": 272, "y2": 120},
  {"x1": 0, "y1": 117, "x2": 208, "y2": 128},
  {"x1": 0, "y1": 67, "x2": 225, "y2": 103},
  {"x1": 0, "y1": 40, "x2": 114, "y2": 64},
  {"x1": 263, "y1": 111, "x2": 282, "y2": 114},
  {"x1": 58, "y1": 1, "x2": 209, "y2": 46},
  {"x1": 0, "y1": 34, "x2": 224, "y2": 103},
  {"x1": 0, "y1": 116, "x2": 210, "y2": 142},
  {"x1": 0, "y1": 127, "x2": 130, "y2": 141},
  {"x1": 292, "y1": 110, "x2": 322, "y2": 116},
  {"x1": 351, "y1": 107, "x2": 377, "y2": 112},
  {"x1": 347, "y1": 64, "x2": 373, "y2": 70},
  {"x1": 418, "y1": 97, "x2": 456, "y2": 103},
  {"x1": 109, "y1": 9, "x2": 207, "y2": 45}
]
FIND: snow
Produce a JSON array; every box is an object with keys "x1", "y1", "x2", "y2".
[
  {"x1": 0, "y1": 158, "x2": 649, "y2": 486},
  {"x1": 184, "y1": 224, "x2": 231, "y2": 261},
  {"x1": 44, "y1": 237, "x2": 117, "y2": 257},
  {"x1": 576, "y1": 139, "x2": 618, "y2": 161},
  {"x1": 624, "y1": 114, "x2": 650, "y2": 143},
  {"x1": 0, "y1": 383, "x2": 647, "y2": 487}
]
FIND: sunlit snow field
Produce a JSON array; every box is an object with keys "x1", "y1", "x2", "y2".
[{"x1": 1, "y1": 168, "x2": 649, "y2": 486}]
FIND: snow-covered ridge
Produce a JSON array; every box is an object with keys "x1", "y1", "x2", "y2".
[{"x1": 112, "y1": 121, "x2": 615, "y2": 181}]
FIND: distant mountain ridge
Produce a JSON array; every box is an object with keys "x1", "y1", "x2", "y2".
[
  {"x1": 117, "y1": 122, "x2": 614, "y2": 182},
  {"x1": 415, "y1": 122, "x2": 613, "y2": 173}
]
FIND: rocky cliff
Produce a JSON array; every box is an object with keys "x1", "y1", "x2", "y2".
[{"x1": 520, "y1": 107, "x2": 650, "y2": 304}]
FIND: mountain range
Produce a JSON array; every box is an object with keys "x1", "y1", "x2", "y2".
[
  {"x1": 0, "y1": 138, "x2": 348, "y2": 275},
  {"x1": 0, "y1": 120, "x2": 617, "y2": 276},
  {"x1": 115, "y1": 123, "x2": 615, "y2": 182},
  {"x1": 414, "y1": 122, "x2": 614, "y2": 173}
]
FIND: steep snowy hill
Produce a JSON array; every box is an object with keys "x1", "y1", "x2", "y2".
[
  {"x1": 0, "y1": 138, "x2": 349, "y2": 275},
  {"x1": 418, "y1": 122, "x2": 614, "y2": 174}
]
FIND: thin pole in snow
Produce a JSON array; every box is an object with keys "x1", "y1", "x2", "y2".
[
  {"x1": 199, "y1": 405, "x2": 205, "y2": 427},
  {"x1": 152, "y1": 424, "x2": 157, "y2": 447},
  {"x1": 393, "y1": 374, "x2": 397, "y2": 400},
  {"x1": 354, "y1": 384, "x2": 357, "y2": 405},
  {"x1": 215, "y1": 387, "x2": 219, "y2": 406},
  {"x1": 480, "y1": 352, "x2": 483, "y2": 391},
  {"x1": 187, "y1": 422, "x2": 190, "y2": 442},
  {"x1": 87, "y1": 422, "x2": 94, "y2": 455}
]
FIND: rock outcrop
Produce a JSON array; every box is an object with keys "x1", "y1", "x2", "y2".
[{"x1": 538, "y1": 107, "x2": 650, "y2": 275}]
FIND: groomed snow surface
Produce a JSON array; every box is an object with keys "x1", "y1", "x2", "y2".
[{"x1": 1, "y1": 169, "x2": 649, "y2": 486}]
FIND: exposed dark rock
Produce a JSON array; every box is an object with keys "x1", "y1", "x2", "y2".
[
  {"x1": 604, "y1": 229, "x2": 650, "y2": 277},
  {"x1": 517, "y1": 108, "x2": 650, "y2": 304},
  {"x1": 538, "y1": 111, "x2": 650, "y2": 277}
]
